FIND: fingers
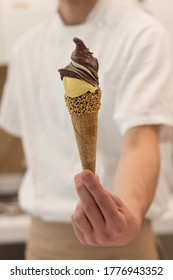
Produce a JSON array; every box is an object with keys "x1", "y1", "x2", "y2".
[
  {"x1": 74, "y1": 174, "x2": 105, "y2": 232},
  {"x1": 73, "y1": 171, "x2": 137, "y2": 246},
  {"x1": 71, "y1": 202, "x2": 96, "y2": 245},
  {"x1": 80, "y1": 170, "x2": 120, "y2": 221},
  {"x1": 71, "y1": 219, "x2": 86, "y2": 244},
  {"x1": 72, "y1": 202, "x2": 93, "y2": 233}
]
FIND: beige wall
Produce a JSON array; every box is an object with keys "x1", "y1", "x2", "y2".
[
  {"x1": 0, "y1": 66, "x2": 24, "y2": 174},
  {"x1": 0, "y1": 0, "x2": 56, "y2": 65}
]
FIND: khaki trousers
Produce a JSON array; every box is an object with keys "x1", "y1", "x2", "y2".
[{"x1": 25, "y1": 216, "x2": 163, "y2": 260}]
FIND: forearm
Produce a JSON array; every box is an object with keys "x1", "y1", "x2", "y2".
[{"x1": 113, "y1": 126, "x2": 160, "y2": 226}]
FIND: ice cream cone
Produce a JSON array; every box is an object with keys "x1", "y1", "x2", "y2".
[
  {"x1": 64, "y1": 89, "x2": 101, "y2": 173},
  {"x1": 71, "y1": 112, "x2": 98, "y2": 173},
  {"x1": 58, "y1": 37, "x2": 102, "y2": 174}
]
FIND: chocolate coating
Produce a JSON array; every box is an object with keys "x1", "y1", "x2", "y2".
[{"x1": 58, "y1": 37, "x2": 99, "y2": 86}]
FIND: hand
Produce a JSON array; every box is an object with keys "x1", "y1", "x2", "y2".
[{"x1": 72, "y1": 170, "x2": 141, "y2": 247}]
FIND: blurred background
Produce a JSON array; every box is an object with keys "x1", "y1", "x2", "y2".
[{"x1": 0, "y1": 0, "x2": 173, "y2": 259}]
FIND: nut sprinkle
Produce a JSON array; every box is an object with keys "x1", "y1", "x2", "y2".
[{"x1": 65, "y1": 90, "x2": 102, "y2": 115}]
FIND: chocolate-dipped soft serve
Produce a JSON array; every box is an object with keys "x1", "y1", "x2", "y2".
[{"x1": 59, "y1": 37, "x2": 99, "y2": 87}]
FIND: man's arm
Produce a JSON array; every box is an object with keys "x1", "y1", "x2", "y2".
[
  {"x1": 72, "y1": 125, "x2": 160, "y2": 246},
  {"x1": 113, "y1": 125, "x2": 160, "y2": 229}
]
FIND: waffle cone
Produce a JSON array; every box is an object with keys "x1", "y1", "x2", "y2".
[{"x1": 71, "y1": 112, "x2": 98, "y2": 173}]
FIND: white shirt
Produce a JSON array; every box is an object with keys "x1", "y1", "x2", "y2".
[{"x1": 0, "y1": 0, "x2": 173, "y2": 221}]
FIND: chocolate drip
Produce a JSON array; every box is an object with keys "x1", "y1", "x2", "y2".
[{"x1": 59, "y1": 37, "x2": 99, "y2": 86}]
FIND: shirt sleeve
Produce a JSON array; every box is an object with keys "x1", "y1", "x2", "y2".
[
  {"x1": 114, "y1": 23, "x2": 173, "y2": 136},
  {"x1": 0, "y1": 50, "x2": 22, "y2": 138}
]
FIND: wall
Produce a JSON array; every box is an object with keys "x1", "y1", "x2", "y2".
[
  {"x1": 0, "y1": 66, "x2": 24, "y2": 174},
  {"x1": 0, "y1": 0, "x2": 56, "y2": 65},
  {"x1": 0, "y1": 1, "x2": 6, "y2": 64}
]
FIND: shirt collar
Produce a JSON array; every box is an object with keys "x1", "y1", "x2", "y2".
[{"x1": 55, "y1": 0, "x2": 107, "y2": 30}]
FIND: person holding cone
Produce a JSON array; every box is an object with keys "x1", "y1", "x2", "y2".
[{"x1": 0, "y1": 0, "x2": 173, "y2": 260}]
